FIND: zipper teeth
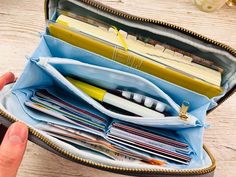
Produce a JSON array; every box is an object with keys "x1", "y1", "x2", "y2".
[
  {"x1": 80, "y1": 0, "x2": 236, "y2": 57},
  {"x1": 43, "y1": 0, "x2": 218, "y2": 174},
  {"x1": 0, "y1": 106, "x2": 216, "y2": 175},
  {"x1": 44, "y1": 0, "x2": 236, "y2": 56}
]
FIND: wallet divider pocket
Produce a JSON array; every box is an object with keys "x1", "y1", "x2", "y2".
[
  {"x1": 34, "y1": 56, "x2": 207, "y2": 128},
  {"x1": 11, "y1": 88, "x2": 107, "y2": 137},
  {"x1": 40, "y1": 34, "x2": 212, "y2": 113},
  {"x1": 12, "y1": 58, "x2": 200, "y2": 129}
]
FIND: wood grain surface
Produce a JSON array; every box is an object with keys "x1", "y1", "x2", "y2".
[{"x1": 0, "y1": 0, "x2": 235, "y2": 177}]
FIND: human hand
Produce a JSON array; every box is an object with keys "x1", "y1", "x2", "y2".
[
  {"x1": 0, "y1": 122, "x2": 28, "y2": 177},
  {"x1": 0, "y1": 72, "x2": 16, "y2": 90},
  {"x1": 0, "y1": 72, "x2": 28, "y2": 177}
]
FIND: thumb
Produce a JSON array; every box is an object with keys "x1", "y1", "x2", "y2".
[
  {"x1": 0, "y1": 122, "x2": 28, "y2": 177},
  {"x1": 0, "y1": 72, "x2": 16, "y2": 90}
]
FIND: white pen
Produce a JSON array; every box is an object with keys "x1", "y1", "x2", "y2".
[{"x1": 67, "y1": 77, "x2": 164, "y2": 118}]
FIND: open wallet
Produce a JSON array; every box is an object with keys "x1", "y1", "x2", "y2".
[{"x1": 0, "y1": 0, "x2": 236, "y2": 176}]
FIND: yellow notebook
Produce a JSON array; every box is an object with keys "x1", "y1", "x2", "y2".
[
  {"x1": 56, "y1": 15, "x2": 221, "y2": 86},
  {"x1": 48, "y1": 22, "x2": 223, "y2": 98}
]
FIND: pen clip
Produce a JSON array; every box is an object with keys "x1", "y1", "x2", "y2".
[{"x1": 179, "y1": 100, "x2": 190, "y2": 120}]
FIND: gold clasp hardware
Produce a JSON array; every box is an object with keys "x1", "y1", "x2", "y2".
[{"x1": 179, "y1": 100, "x2": 190, "y2": 120}]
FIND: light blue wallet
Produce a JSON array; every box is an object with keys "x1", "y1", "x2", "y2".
[{"x1": 0, "y1": 0, "x2": 235, "y2": 176}]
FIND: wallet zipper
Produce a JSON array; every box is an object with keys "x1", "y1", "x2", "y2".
[
  {"x1": 81, "y1": 0, "x2": 236, "y2": 57},
  {"x1": 3, "y1": 0, "x2": 222, "y2": 175},
  {"x1": 44, "y1": 0, "x2": 236, "y2": 57}
]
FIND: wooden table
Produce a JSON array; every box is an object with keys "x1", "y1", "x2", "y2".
[{"x1": 0, "y1": 0, "x2": 235, "y2": 176}]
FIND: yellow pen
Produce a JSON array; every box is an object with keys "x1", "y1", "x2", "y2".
[{"x1": 67, "y1": 77, "x2": 164, "y2": 118}]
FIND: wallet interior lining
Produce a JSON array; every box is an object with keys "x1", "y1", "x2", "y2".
[{"x1": 0, "y1": 33, "x2": 214, "y2": 169}]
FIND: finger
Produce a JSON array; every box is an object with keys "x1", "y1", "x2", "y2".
[
  {"x1": 0, "y1": 72, "x2": 16, "y2": 90},
  {"x1": 0, "y1": 122, "x2": 28, "y2": 177}
]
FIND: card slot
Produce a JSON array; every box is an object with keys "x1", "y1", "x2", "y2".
[
  {"x1": 12, "y1": 88, "x2": 106, "y2": 137},
  {"x1": 105, "y1": 120, "x2": 197, "y2": 166},
  {"x1": 33, "y1": 89, "x2": 108, "y2": 127}
]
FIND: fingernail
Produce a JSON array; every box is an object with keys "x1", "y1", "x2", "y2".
[{"x1": 8, "y1": 122, "x2": 28, "y2": 144}]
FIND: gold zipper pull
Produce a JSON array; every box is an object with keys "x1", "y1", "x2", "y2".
[{"x1": 179, "y1": 100, "x2": 190, "y2": 120}]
